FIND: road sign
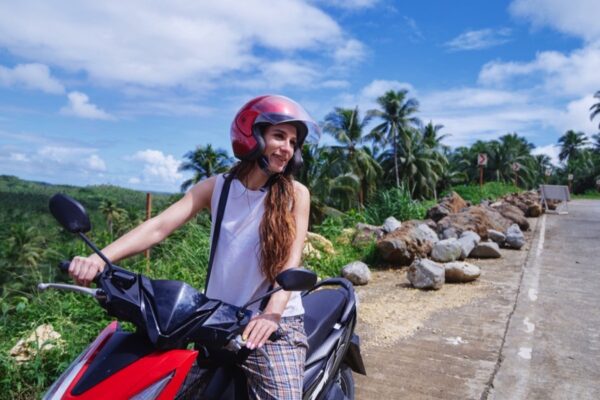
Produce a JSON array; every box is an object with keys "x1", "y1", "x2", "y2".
[
  {"x1": 511, "y1": 162, "x2": 521, "y2": 172},
  {"x1": 568, "y1": 174, "x2": 574, "y2": 181},
  {"x1": 477, "y1": 153, "x2": 488, "y2": 166},
  {"x1": 545, "y1": 168, "x2": 552, "y2": 177}
]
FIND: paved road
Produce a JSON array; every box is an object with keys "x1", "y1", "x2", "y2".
[{"x1": 490, "y1": 200, "x2": 600, "y2": 399}]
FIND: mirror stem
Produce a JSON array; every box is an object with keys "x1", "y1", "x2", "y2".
[
  {"x1": 237, "y1": 287, "x2": 283, "y2": 320},
  {"x1": 78, "y1": 232, "x2": 113, "y2": 273}
]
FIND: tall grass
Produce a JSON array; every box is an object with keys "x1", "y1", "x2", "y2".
[{"x1": 448, "y1": 182, "x2": 520, "y2": 205}]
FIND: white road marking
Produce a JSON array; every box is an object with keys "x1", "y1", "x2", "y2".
[
  {"x1": 445, "y1": 336, "x2": 467, "y2": 345},
  {"x1": 523, "y1": 317, "x2": 535, "y2": 333},
  {"x1": 528, "y1": 289, "x2": 538, "y2": 301},
  {"x1": 518, "y1": 347, "x2": 532, "y2": 359}
]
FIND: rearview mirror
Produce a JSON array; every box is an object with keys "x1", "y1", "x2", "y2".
[
  {"x1": 275, "y1": 269, "x2": 317, "y2": 292},
  {"x1": 49, "y1": 193, "x2": 91, "y2": 234}
]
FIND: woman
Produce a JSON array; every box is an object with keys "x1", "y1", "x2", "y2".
[{"x1": 68, "y1": 95, "x2": 319, "y2": 399}]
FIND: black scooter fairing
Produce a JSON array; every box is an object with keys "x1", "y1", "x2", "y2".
[{"x1": 96, "y1": 268, "x2": 252, "y2": 350}]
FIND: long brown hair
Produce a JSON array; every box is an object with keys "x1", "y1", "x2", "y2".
[{"x1": 229, "y1": 161, "x2": 296, "y2": 283}]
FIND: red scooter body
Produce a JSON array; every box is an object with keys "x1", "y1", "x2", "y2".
[{"x1": 46, "y1": 322, "x2": 198, "y2": 399}]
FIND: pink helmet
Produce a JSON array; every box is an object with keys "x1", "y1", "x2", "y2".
[{"x1": 230, "y1": 95, "x2": 320, "y2": 169}]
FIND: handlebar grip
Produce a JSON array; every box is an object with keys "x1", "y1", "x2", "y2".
[
  {"x1": 58, "y1": 260, "x2": 71, "y2": 273},
  {"x1": 269, "y1": 328, "x2": 284, "y2": 342}
]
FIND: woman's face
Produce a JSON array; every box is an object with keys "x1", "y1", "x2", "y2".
[{"x1": 262, "y1": 123, "x2": 298, "y2": 173}]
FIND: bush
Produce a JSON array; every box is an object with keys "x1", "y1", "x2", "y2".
[{"x1": 363, "y1": 187, "x2": 427, "y2": 225}]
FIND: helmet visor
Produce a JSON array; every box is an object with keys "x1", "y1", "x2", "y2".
[{"x1": 253, "y1": 96, "x2": 321, "y2": 145}]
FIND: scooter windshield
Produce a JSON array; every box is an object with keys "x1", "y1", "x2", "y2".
[{"x1": 147, "y1": 279, "x2": 211, "y2": 334}]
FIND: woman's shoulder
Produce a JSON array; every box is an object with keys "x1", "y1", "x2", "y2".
[{"x1": 292, "y1": 180, "x2": 309, "y2": 200}]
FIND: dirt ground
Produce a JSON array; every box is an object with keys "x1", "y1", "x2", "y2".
[{"x1": 353, "y1": 220, "x2": 538, "y2": 399}]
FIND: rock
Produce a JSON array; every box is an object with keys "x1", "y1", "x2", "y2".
[
  {"x1": 337, "y1": 228, "x2": 356, "y2": 245},
  {"x1": 502, "y1": 191, "x2": 543, "y2": 218},
  {"x1": 457, "y1": 231, "x2": 481, "y2": 260},
  {"x1": 491, "y1": 203, "x2": 529, "y2": 231},
  {"x1": 436, "y1": 205, "x2": 512, "y2": 240},
  {"x1": 302, "y1": 242, "x2": 321, "y2": 260},
  {"x1": 417, "y1": 223, "x2": 439, "y2": 244},
  {"x1": 10, "y1": 324, "x2": 63, "y2": 363},
  {"x1": 353, "y1": 223, "x2": 385, "y2": 246},
  {"x1": 527, "y1": 203, "x2": 542, "y2": 218},
  {"x1": 382, "y1": 216, "x2": 402, "y2": 233},
  {"x1": 306, "y1": 232, "x2": 335, "y2": 255},
  {"x1": 441, "y1": 227, "x2": 458, "y2": 239},
  {"x1": 341, "y1": 261, "x2": 372, "y2": 285},
  {"x1": 487, "y1": 229, "x2": 506, "y2": 245},
  {"x1": 431, "y1": 238, "x2": 463, "y2": 262},
  {"x1": 505, "y1": 224, "x2": 526, "y2": 249},
  {"x1": 407, "y1": 258, "x2": 445, "y2": 290},
  {"x1": 377, "y1": 221, "x2": 439, "y2": 266},
  {"x1": 469, "y1": 241, "x2": 502, "y2": 258},
  {"x1": 444, "y1": 261, "x2": 481, "y2": 283},
  {"x1": 426, "y1": 191, "x2": 468, "y2": 222}
]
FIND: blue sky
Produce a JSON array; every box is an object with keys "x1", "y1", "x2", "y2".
[{"x1": 1, "y1": 0, "x2": 599, "y2": 192}]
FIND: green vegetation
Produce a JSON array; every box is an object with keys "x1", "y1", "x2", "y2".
[
  {"x1": 573, "y1": 190, "x2": 600, "y2": 200},
  {"x1": 2, "y1": 87, "x2": 599, "y2": 398}
]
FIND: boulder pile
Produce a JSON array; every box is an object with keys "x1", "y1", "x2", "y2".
[{"x1": 303, "y1": 190, "x2": 542, "y2": 290}]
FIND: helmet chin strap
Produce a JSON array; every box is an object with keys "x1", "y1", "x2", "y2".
[{"x1": 258, "y1": 155, "x2": 277, "y2": 177}]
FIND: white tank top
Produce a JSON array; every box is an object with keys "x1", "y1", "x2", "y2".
[{"x1": 205, "y1": 174, "x2": 304, "y2": 317}]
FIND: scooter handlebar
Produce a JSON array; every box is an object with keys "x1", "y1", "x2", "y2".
[{"x1": 58, "y1": 260, "x2": 71, "y2": 273}]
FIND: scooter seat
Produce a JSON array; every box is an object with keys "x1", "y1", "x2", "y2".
[{"x1": 302, "y1": 289, "x2": 346, "y2": 356}]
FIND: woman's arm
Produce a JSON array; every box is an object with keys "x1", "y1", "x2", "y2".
[
  {"x1": 243, "y1": 181, "x2": 310, "y2": 349},
  {"x1": 70, "y1": 176, "x2": 217, "y2": 286}
]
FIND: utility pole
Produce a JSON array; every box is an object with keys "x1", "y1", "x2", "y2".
[{"x1": 145, "y1": 193, "x2": 152, "y2": 273}]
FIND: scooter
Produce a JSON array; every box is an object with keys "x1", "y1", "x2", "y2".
[{"x1": 39, "y1": 193, "x2": 366, "y2": 399}]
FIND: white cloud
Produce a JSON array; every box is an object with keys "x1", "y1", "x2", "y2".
[
  {"x1": 87, "y1": 154, "x2": 107, "y2": 172},
  {"x1": 510, "y1": 0, "x2": 600, "y2": 42},
  {"x1": 60, "y1": 91, "x2": 114, "y2": 120},
  {"x1": 0, "y1": 63, "x2": 64, "y2": 94},
  {"x1": 128, "y1": 177, "x2": 141, "y2": 185},
  {"x1": 0, "y1": 1, "x2": 354, "y2": 89},
  {"x1": 312, "y1": 0, "x2": 379, "y2": 9},
  {"x1": 423, "y1": 88, "x2": 529, "y2": 110},
  {"x1": 36, "y1": 145, "x2": 107, "y2": 172},
  {"x1": 478, "y1": 43, "x2": 600, "y2": 97},
  {"x1": 334, "y1": 39, "x2": 366, "y2": 63},
  {"x1": 130, "y1": 149, "x2": 182, "y2": 185},
  {"x1": 445, "y1": 28, "x2": 511, "y2": 51},
  {"x1": 532, "y1": 144, "x2": 560, "y2": 165},
  {"x1": 548, "y1": 95, "x2": 598, "y2": 136},
  {"x1": 9, "y1": 152, "x2": 29, "y2": 162},
  {"x1": 360, "y1": 80, "x2": 415, "y2": 100},
  {"x1": 403, "y1": 16, "x2": 424, "y2": 42}
]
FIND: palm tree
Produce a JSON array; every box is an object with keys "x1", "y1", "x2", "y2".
[
  {"x1": 99, "y1": 199, "x2": 125, "y2": 237},
  {"x1": 591, "y1": 133, "x2": 600, "y2": 153},
  {"x1": 323, "y1": 106, "x2": 382, "y2": 206},
  {"x1": 421, "y1": 121, "x2": 450, "y2": 152},
  {"x1": 369, "y1": 90, "x2": 421, "y2": 187},
  {"x1": 179, "y1": 144, "x2": 233, "y2": 192},
  {"x1": 590, "y1": 90, "x2": 600, "y2": 129},
  {"x1": 558, "y1": 130, "x2": 589, "y2": 163}
]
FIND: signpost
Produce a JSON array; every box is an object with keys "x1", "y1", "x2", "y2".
[
  {"x1": 512, "y1": 162, "x2": 521, "y2": 187},
  {"x1": 477, "y1": 153, "x2": 487, "y2": 188},
  {"x1": 568, "y1": 174, "x2": 574, "y2": 193}
]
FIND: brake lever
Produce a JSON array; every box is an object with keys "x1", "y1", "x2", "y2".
[{"x1": 38, "y1": 283, "x2": 106, "y2": 301}]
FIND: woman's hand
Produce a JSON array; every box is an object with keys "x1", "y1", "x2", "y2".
[
  {"x1": 242, "y1": 312, "x2": 281, "y2": 350},
  {"x1": 69, "y1": 255, "x2": 105, "y2": 287}
]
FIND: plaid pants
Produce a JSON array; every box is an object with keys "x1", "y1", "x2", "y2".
[{"x1": 241, "y1": 315, "x2": 308, "y2": 400}]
